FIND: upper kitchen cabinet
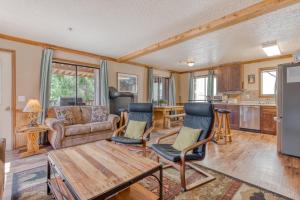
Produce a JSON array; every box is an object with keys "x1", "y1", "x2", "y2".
[{"x1": 216, "y1": 63, "x2": 243, "y2": 93}]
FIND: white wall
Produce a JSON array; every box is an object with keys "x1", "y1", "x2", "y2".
[
  {"x1": 0, "y1": 38, "x2": 43, "y2": 109},
  {"x1": 108, "y1": 61, "x2": 148, "y2": 102},
  {"x1": 243, "y1": 58, "x2": 293, "y2": 91}
]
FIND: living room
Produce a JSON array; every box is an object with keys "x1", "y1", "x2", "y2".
[{"x1": 1, "y1": 0, "x2": 300, "y2": 200}]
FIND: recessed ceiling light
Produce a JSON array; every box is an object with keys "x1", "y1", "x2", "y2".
[
  {"x1": 68, "y1": 27, "x2": 73, "y2": 32},
  {"x1": 262, "y1": 41, "x2": 281, "y2": 57},
  {"x1": 187, "y1": 61, "x2": 195, "y2": 67}
]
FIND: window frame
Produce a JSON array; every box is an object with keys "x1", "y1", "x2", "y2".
[
  {"x1": 152, "y1": 76, "x2": 170, "y2": 105},
  {"x1": 259, "y1": 67, "x2": 277, "y2": 98},
  {"x1": 193, "y1": 74, "x2": 217, "y2": 101},
  {"x1": 50, "y1": 61, "x2": 99, "y2": 106}
]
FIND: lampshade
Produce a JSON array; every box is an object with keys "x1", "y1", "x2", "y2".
[{"x1": 23, "y1": 99, "x2": 42, "y2": 113}]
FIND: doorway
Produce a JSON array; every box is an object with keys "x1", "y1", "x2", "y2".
[{"x1": 0, "y1": 49, "x2": 15, "y2": 150}]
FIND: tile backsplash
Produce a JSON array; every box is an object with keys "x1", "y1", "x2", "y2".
[{"x1": 227, "y1": 90, "x2": 275, "y2": 103}]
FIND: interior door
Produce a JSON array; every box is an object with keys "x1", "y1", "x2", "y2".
[{"x1": 0, "y1": 51, "x2": 12, "y2": 150}]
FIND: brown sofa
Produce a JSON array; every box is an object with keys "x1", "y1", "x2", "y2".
[
  {"x1": 0, "y1": 138, "x2": 5, "y2": 200},
  {"x1": 46, "y1": 106, "x2": 120, "y2": 149}
]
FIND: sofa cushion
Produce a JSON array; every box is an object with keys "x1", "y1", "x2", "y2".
[
  {"x1": 54, "y1": 107, "x2": 75, "y2": 125},
  {"x1": 64, "y1": 124, "x2": 91, "y2": 136},
  {"x1": 88, "y1": 121, "x2": 112, "y2": 132},
  {"x1": 91, "y1": 106, "x2": 108, "y2": 122},
  {"x1": 80, "y1": 106, "x2": 92, "y2": 123}
]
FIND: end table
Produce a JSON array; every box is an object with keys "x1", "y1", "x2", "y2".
[{"x1": 18, "y1": 125, "x2": 49, "y2": 158}]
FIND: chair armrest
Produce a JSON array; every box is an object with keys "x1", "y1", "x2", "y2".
[
  {"x1": 108, "y1": 114, "x2": 120, "y2": 131},
  {"x1": 113, "y1": 125, "x2": 126, "y2": 137},
  {"x1": 45, "y1": 118, "x2": 65, "y2": 149},
  {"x1": 180, "y1": 131, "x2": 215, "y2": 162},
  {"x1": 142, "y1": 126, "x2": 154, "y2": 140},
  {"x1": 45, "y1": 118, "x2": 64, "y2": 131},
  {"x1": 155, "y1": 127, "x2": 181, "y2": 144}
]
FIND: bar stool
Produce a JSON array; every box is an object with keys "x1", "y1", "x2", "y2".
[
  {"x1": 215, "y1": 109, "x2": 232, "y2": 144},
  {"x1": 213, "y1": 108, "x2": 220, "y2": 136}
]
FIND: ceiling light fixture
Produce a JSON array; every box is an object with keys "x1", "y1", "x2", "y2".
[
  {"x1": 262, "y1": 41, "x2": 281, "y2": 57},
  {"x1": 187, "y1": 61, "x2": 195, "y2": 67}
]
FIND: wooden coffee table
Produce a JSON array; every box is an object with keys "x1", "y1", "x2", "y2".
[{"x1": 47, "y1": 140, "x2": 163, "y2": 200}]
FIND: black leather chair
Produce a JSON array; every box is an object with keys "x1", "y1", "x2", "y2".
[
  {"x1": 151, "y1": 102, "x2": 215, "y2": 191},
  {"x1": 111, "y1": 103, "x2": 154, "y2": 156}
]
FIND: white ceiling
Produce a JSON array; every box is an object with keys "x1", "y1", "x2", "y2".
[
  {"x1": 0, "y1": 0, "x2": 299, "y2": 71},
  {"x1": 134, "y1": 3, "x2": 300, "y2": 71}
]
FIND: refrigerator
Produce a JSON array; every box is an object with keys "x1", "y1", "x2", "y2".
[{"x1": 277, "y1": 63, "x2": 300, "y2": 157}]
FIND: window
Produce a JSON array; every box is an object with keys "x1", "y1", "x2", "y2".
[
  {"x1": 50, "y1": 62, "x2": 99, "y2": 106},
  {"x1": 260, "y1": 68, "x2": 277, "y2": 97},
  {"x1": 153, "y1": 76, "x2": 169, "y2": 105},
  {"x1": 193, "y1": 75, "x2": 217, "y2": 101}
]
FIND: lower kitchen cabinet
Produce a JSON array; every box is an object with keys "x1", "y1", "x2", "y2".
[
  {"x1": 260, "y1": 106, "x2": 277, "y2": 135},
  {"x1": 214, "y1": 104, "x2": 240, "y2": 130}
]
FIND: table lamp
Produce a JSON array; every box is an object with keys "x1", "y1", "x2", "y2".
[{"x1": 23, "y1": 99, "x2": 42, "y2": 127}]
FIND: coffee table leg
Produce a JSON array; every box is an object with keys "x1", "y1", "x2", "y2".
[
  {"x1": 159, "y1": 166, "x2": 163, "y2": 200},
  {"x1": 47, "y1": 159, "x2": 51, "y2": 194}
]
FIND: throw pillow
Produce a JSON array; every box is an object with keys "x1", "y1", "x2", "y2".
[
  {"x1": 91, "y1": 106, "x2": 108, "y2": 122},
  {"x1": 54, "y1": 107, "x2": 75, "y2": 125},
  {"x1": 124, "y1": 120, "x2": 147, "y2": 140},
  {"x1": 172, "y1": 126, "x2": 202, "y2": 152}
]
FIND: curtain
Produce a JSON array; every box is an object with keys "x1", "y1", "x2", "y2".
[
  {"x1": 188, "y1": 72, "x2": 195, "y2": 102},
  {"x1": 169, "y1": 73, "x2": 176, "y2": 106},
  {"x1": 207, "y1": 70, "x2": 215, "y2": 100},
  {"x1": 99, "y1": 60, "x2": 110, "y2": 110},
  {"x1": 38, "y1": 48, "x2": 53, "y2": 144},
  {"x1": 148, "y1": 68, "x2": 154, "y2": 103}
]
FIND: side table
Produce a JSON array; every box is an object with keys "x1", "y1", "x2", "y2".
[{"x1": 17, "y1": 125, "x2": 49, "y2": 157}]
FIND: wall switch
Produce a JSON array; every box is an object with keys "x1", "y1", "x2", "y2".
[{"x1": 18, "y1": 96, "x2": 26, "y2": 102}]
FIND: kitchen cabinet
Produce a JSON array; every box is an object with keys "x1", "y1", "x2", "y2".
[
  {"x1": 216, "y1": 64, "x2": 243, "y2": 93},
  {"x1": 260, "y1": 106, "x2": 277, "y2": 135},
  {"x1": 214, "y1": 104, "x2": 240, "y2": 130}
]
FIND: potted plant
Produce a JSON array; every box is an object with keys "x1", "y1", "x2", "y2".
[{"x1": 159, "y1": 99, "x2": 168, "y2": 106}]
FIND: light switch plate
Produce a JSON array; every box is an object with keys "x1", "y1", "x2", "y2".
[{"x1": 18, "y1": 96, "x2": 26, "y2": 102}]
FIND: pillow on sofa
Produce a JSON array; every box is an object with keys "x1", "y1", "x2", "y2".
[
  {"x1": 54, "y1": 107, "x2": 75, "y2": 125},
  {"x1": 91, "y1": 106, "x2": 108, "y2": 122},
  {"x1": 172, "y1": 126, "x2": 202, "y2": 152}
]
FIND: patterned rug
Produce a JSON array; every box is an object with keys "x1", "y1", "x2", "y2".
[{"x1": 11, "y1": 149, "x2": 290, "y2": 200}]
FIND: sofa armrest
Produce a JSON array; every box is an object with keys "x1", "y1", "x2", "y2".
[
  {"x1": 107, "y1": 114, "x2": 120, "y2": 130},
  {"x1": 45, "y1": 118, "x2": 65, "y2": 149}
]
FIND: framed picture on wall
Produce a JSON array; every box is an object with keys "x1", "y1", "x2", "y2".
[
  {"x1": 117, "y1": 73, "x2": 138, "y2": 94},
  {"x1": 248, "y1": 74, "x2": 255, "y2": 84}
]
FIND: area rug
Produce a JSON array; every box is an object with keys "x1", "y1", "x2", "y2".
[{"x1": 11, "y1": 150, "x2": 291, "y2": 200}]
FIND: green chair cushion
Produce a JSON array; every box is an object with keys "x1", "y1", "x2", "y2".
[
  {"x1": 172, "y1": 126, "x2": 202, "y2": 152},
  {"x1": 124, "y1": 120, "x2": 147, "y2": 139}
]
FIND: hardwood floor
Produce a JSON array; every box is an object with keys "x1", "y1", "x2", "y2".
[
  {"x1": 152, "y1": 128, "x2": 300, "y2": 200},
  {"x1": 3, "y1": 130, "x2": 300, "y2": 199},
  {"x1": 200, "y1": 130, "x2": 300, "y2": 200}
]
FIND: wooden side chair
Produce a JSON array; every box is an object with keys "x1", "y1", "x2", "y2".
[
  {"x1": 151, "y1": 103, "x2": 215, "y2": 191},
  {"x1": 0, "y1": 138, "x2": 6, "y2": 200},
  {"x1": 111, "y1": 103, "x2": 154, "y2": 156}
]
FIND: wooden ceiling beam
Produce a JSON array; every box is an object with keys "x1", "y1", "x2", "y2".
[{"x1": 117, "y1": 0, "x2": 300, "y2": 62}]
